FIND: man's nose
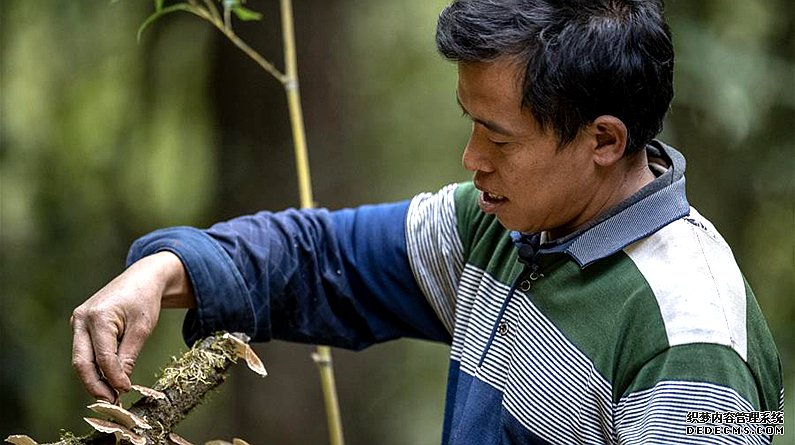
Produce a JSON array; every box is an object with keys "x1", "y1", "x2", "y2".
[{"x1": 462, "y1": 132, "x2": 493, "y2": 173}]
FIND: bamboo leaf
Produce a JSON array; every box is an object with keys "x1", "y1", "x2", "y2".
[
  {"x1": 137, "y1": 3, "x2": 194, "y2": 42},
  {"x1": 231, "y1": 5, "x2": 262, "y2": 21}
]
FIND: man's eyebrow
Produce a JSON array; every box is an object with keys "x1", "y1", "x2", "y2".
[{"x1": 456, "y1": 95, "x2": 517, "y2": 138}]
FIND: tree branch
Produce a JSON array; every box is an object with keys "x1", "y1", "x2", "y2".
[{"x1": 6, "y1": 333, "x2": 265, "y2": 445}]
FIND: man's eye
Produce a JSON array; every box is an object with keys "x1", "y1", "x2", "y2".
[{"x1": 489, "y1": 139, "x2": 509, "y2": 147}]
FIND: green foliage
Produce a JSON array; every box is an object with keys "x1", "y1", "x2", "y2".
[
  {"x1": 137, "y1": 3, "x2": 194, "y2": 42},
  {"x1": 231, "y1": 5, "x2": 262, "y2": 21},
  {"x1": 137, "y1": 1, "x2": 263, "y2": 42},
  {"x1": 223, "y1": 0, "x2": 263, "y2": 21}
]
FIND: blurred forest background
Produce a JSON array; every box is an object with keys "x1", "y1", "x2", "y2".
[{"x1": 1, "y1": 0, "x2": 793, "y2": 444}]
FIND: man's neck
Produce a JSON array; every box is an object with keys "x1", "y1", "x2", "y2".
[{"x1": 548, "y1": 150, "x2": 656, "y2": 240}]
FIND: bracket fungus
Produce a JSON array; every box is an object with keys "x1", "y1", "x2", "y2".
[
  {"x1": 130, "y1": 385, "x2": 166, "y2": 401},
  {"x1": 222, "y1": 333, "x2": 267, "y2": 377},
  {"x1": 167, "y1": 433, "x2": 194, "y2": 445},
  {"x1": 5, "y1": 436, "x2": 40, "y2": 445},
  {"x1": 204, "y1": 440, "x2": 251, "y2": 445},
  {"x1": 83, "y1": 418, "x2": 146, "y2": 445},
  {"x1": 86, "y1": 402, "x2": 151, "y2": 430},
  {"x1": 6, "y1": 333, "x2": 267, "y2": 445}
]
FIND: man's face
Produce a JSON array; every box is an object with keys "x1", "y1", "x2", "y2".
[{"x1": 457, "y1": 58, "x2": 601, "y2": 236}]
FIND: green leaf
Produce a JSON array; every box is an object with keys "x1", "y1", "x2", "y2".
[
  {"x1": 137, "y1": 3, "x2": 194, "y2": 42},
  {"x1": 231, "y1": 5, "x2": 262, "y2": 21},
  {"x1": 155, "y1": 0, "x2": 165, "y2": 12}
]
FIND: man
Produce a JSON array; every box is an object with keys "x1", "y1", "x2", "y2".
[{"x1": 71, "y1": 0, "x2": 783, "y2": 444}]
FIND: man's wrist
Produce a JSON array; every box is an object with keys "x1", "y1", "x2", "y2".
[{"x1": 147, "y1": 251, "x2": 196, "y2": 308}]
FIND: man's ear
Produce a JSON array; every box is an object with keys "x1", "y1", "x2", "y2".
[{"x1": 589, "y1": 115, "x2": 628, "y2": 167}]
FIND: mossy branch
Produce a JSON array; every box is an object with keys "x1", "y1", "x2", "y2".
[{"x1": 6, "y1": 333, "x2": 265, "y2": 445}]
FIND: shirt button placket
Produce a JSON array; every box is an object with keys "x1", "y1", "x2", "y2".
[{"x1": 519, "y1": 268, "x2": 544, "y2": 292}]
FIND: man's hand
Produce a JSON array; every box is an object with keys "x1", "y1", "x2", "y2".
[{"x1": 70, "y1": 251, "x2": 194, "y2": 402}]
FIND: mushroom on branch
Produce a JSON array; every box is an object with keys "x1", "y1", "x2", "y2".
[
  {"x1": 130, "y1": 384, "x2": 167, "y2": 401},
  {"x1": 83, "y1": 418, "x2": 146, "y2": 445},
  {"x1": 87, "y1": 401, "x2": 151, "y2": 430},
  {"x1": 222, "y1": 333, "x2": 267, "y2": 377},
  {"x1": 5, "y1": 435, "x2": 38, "y2": 445}
]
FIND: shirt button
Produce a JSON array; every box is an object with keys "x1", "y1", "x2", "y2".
[
  {"x1": 498, "y1": 321, "x2": 510, "y2": 336},
  {"x1": 519, "y1": 280, "x2": 532, "y2": 292}
]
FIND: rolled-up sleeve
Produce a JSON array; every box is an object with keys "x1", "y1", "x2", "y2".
[
  {"x1": 127, "y1": 201, "x2": 451, "y2": 348},
  {"x1": 127, "y1": 226, "x2": 257, "y2": 346}
]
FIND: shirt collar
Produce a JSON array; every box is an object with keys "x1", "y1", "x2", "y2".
[{"x1": 512, "y1": 140, "x2": 690, "y2": 268}]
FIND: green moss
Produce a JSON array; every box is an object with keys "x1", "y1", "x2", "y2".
[
  {"x1": 57, "y1": 430, "x2": 81, "y2": 445},
  {"x1": 154, "y1": 334, "x2": 239, "y2": 393}
]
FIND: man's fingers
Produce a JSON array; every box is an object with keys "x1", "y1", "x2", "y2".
[
  {"x1": 71, "y1": 318, "x2": 117, "y2": 403},
  {"x1": 117, "y1": 322, "x2": 152, "y2": 377},
  {"x1": 90, "y1": 320, "x2": 132, "y2": 392}
]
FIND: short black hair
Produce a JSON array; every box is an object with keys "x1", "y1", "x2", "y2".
[{"x1": 436, "y1": 0, "x2": 674, "y2": 154}]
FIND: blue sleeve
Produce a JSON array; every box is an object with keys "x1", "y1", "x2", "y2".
[{"x1": 126, "y1": 201, "x2": 452, "y2": 348}]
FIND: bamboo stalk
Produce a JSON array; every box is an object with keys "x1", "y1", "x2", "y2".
[
  {"x1": 280, "y1": 0, "x2": 314, "y2": 209},
  {"x1": 280, "y1": 2, "x2": 345, "y2": 445},
  {"x1": 137, "y1": 3, "x2": 346, "y2": 443}
]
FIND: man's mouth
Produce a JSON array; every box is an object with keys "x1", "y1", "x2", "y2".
[
  {"x1": 478, "y1": 189, "x2": 508, "y2": 213},
  {"x1": 483, "y1": 192, "x2": 506, "y2": 203}
]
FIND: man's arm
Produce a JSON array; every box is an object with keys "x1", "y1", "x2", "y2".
[{"x1": 72, "y1": 199, "x2": 455, "y2": 402}]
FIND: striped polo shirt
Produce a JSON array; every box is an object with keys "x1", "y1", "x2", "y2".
[
  {"x1": 405, "y1": 142, "x2": 783, "y2": 444},
  {"x1": 129, "y1": 141, "x2": 783, "y2": 445}
]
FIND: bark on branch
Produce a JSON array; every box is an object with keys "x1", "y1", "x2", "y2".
[{"x1": 6, "y1": 333, "x2": 266, "y2": 445}]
